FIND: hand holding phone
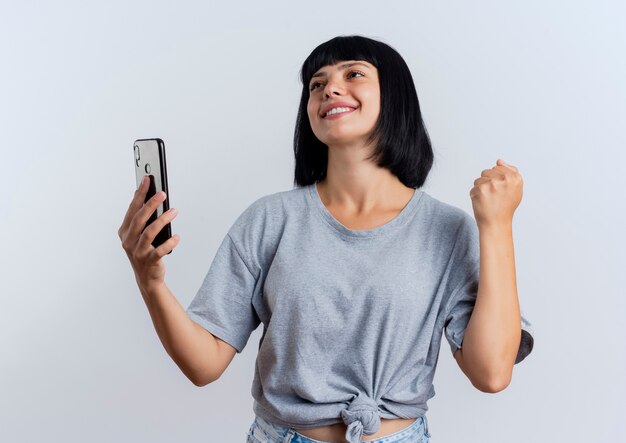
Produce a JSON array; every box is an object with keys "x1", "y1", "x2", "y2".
[{"x1": 118, "y1": 138, "x2": 179, "y2": 293}]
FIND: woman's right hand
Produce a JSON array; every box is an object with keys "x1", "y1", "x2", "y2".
[{"x1": 118, "y1": 176, "x2": 180, "y2": 293}]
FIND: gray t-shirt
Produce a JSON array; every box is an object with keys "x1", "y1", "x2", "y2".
[{"x1": 186, "y1": 183, "x2": 534, "y2": 442}]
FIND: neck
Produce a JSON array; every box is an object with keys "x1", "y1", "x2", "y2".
[{"x1": 317, "y1": 152, "x2": 413, "y2": 213}]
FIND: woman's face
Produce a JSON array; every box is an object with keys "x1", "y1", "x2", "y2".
[{"x1": 306, "y1": 60, "x2": 380, "y2": 148}]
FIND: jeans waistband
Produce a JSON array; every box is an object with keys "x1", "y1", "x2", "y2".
[{"x1": 252, "y1": 414, "x2": 430, "y2": 443}]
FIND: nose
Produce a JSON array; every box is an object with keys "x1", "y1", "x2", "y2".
[{"x1": 323, "y1": 78, "x2": 345, "y2": 98}]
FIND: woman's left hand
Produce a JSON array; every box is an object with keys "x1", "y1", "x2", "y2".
[{"x1": 470, "y1": 159, "x2": 523, "y2": 228}]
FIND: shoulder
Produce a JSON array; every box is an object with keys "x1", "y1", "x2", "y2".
[
  {"x1": 224, "y1": 186, "x2": 310, "y2": 275},
  {"x1": 418, "y1": 191, "x2": 475, "y2": 233},
  {"x1": 252, "y1": 186, "x2": 308, "y2": 211},
  {"x1": 229, "y1": 186, "x2": 308, "y2": 230},
  {"x1": 225, "y1": 186, "x2": 309, "y2": 254}
]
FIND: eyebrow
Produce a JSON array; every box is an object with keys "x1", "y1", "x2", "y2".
[{"x1": 310, "y1": 62, "x2": 371, "y2": 81}]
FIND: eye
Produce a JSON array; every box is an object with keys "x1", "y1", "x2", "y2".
[
  {"x1": 349, "y1": 70, "x2": 365, "y2": 78},
  {"x1": 309, "y1": 70, "x2": 366, "y2": 91}
]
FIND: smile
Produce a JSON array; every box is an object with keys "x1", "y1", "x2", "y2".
[{"x1": 324, "y1": 107, "x2": 356, "y2": 119}]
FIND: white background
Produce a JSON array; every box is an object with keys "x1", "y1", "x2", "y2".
[{"x1": 1, "y1": 1, "x2": 624, "y2": 442}]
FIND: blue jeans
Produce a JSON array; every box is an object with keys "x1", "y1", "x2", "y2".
[{"x1": 246, "y1": 415, "x2": 431, "y2": 443}]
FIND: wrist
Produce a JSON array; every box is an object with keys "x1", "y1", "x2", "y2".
[
  {"x1": 477, "y1": 220, "x2": 513, "y2": 233},
  {"x1": 138, "y1": 280, "x2": 167, "y2": 301}
]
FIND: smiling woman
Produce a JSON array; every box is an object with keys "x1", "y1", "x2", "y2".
[{"x1": 178, "y1": 34, "x2": 534, "y2": 443}]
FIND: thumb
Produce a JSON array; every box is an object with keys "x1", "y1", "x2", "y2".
[{"x1": 497, "y1": 158, "x2": 514, "y2": 169}]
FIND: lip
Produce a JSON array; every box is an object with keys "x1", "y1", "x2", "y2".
[
  {"x1": 320, "y1": 102, "x2": 358, "y2": 118},
  {"x1": 324, "y1": 108, "x2": 356, "y2": 120}
]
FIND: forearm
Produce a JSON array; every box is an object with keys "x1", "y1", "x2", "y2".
[
  {"x1": 461, "y1": 222, "x2": 521, "y2": 390},
  {"x1": 140, "y1": 282, "x2": 221, "y2": 386}
]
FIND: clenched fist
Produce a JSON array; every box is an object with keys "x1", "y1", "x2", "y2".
[{"x1": 470, "y1": 159, "x2": 523, "y2": 228}]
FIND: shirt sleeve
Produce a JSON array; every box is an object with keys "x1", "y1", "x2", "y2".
[
  {"x1": 443, "y1": 212, "x2": 535, "y2": 365},
  {"x1": 186, "y1": 232, "x2": 261, "y2": 354}
]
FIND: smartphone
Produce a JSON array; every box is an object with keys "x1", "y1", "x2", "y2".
[{"x1": 133, "y1": 138, "x2": 172, "y2": 252}]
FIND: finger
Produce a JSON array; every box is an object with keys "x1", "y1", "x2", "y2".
[
  {"x1": 494, "y1": 164, "x2": 520, "y2": 181},
  {"x1": 137, "y1": 206, "x2": 178, "y2": 252},
  {"x1": 128, "y1": 190, "x2": 168, "y2": 240},
  {"x1": 493, "y1": 166, "x2": 509, "y2": 179},
  {"x1": 119, "y1": 176, "x2": 150, "y2": 235},
  {"x1": 497, "y1": 159, "x2": 518, "y2": 171},
  {"x1": 473, "y1": 176, "x2": 490, "y2": 186},
  {"x1": 140, "y1": 207, "x2": 177, "y2": 247},
  {"x1": 480, "y1": 168, "x2": 505, "y2": 179},
  {"x1": 149, "y1": 233, "x2": 181, "y2": 261}
]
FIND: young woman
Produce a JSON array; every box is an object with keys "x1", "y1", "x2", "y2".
[{"x1": 119, "y1": 35, "x2": 534, "y2": 443}]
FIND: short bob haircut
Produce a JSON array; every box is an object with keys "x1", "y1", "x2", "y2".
[{"x1": 293, "y1": 35, "x2": 434, "y2": 189}]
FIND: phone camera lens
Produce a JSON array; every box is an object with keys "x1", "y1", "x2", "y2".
[
  {"x1": 145, "y1": 163, "x2": 151, "y2": 174},
  {"x1": 134, "y1": 145, "x2": 141, "y2": 167}
]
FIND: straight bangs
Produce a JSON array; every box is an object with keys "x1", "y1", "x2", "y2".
[{"x1": 300, "y1": 36, "x2": 381, "y2": 87}]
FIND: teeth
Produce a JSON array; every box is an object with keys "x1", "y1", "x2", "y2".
[{"x1": 325, "y1": 107, "x2": 353, "y2": 117}]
